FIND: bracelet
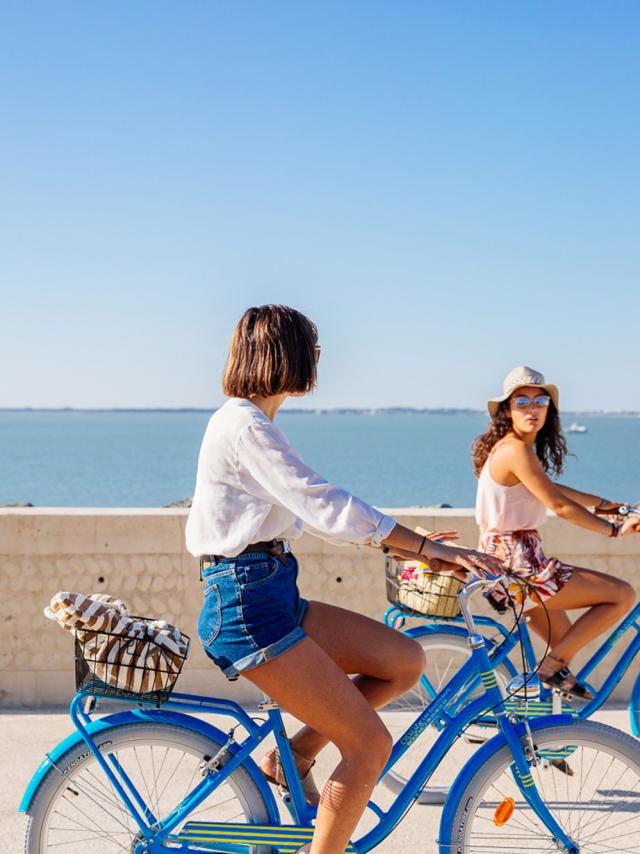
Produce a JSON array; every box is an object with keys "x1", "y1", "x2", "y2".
[{"x1": 418, "y1": 535, "x2": 427, "y2": 556}]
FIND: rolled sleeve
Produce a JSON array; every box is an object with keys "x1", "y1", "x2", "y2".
[{"x1": 371, "y1": 514, "x2": 396, "y2": 547}]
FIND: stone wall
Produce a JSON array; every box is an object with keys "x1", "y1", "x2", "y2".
[{"x1": 1, "y1": 508, "x2": 639, "y2": 707}]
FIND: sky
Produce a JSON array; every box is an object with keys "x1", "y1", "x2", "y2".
[{"x1": 1, "y1": 2, "x2": 639, "y2": 412}]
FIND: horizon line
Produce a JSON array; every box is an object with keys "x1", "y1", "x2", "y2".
[{"x1": 2, "y1": 406, "x2": 640, "y2": 417}]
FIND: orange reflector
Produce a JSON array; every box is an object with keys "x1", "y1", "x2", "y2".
[{"x1": 493, "y1": 796, "x2": 515, "y2": 826}]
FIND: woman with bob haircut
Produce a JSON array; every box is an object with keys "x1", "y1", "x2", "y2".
[
  {"x1": 186, "y1": 304, "x2": 503, "y2": 854},
  {"x1": 472, "y1": 365, "x2": 640, "y2": 700}
]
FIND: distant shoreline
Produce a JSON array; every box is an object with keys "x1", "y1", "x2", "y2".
[{"x1": 2, "y1": 407, "x2": 640, "y2": 417}]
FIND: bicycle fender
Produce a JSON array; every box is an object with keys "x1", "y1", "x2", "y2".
[
  {"x1": 438, "y1": 713, "x2": 574, "y2": 853},
  {"x1": 19, "y1": 707, "x2": 279, "y2": 823}
]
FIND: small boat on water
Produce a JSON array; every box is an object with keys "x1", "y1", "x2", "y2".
[{"x1": 567, "y1": 423, "x2": 587, "y2": 434}]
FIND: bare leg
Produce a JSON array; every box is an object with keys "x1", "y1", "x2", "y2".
[
  {"x1": 526, "y1": 606, "x2": 571, "y2": 648},
  {"x1": 259, "y1": 601, "x2": 425, "y2": 786},
  {"x1": 243, "y1": 635, "x2": 394, "y2": 854},
  {"x1": 533, "y1": 567, "x2": 634, "y2": 666},
  {"x1": 285, "y1": 601, "x2": 426, "y2": 761}
]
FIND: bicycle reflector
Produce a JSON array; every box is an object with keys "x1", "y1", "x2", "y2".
[{"x1": 493, "y1": 797, "x2": 515, "y2": 826}]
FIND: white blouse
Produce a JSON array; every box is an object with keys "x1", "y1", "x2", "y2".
[{"x1": 185, "y1": 398, "x2": 397, "y2": 557}]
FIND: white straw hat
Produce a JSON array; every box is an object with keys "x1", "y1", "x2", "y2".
[{"x1": 487, "y1": 366, "x2": 559, "y2": 417}]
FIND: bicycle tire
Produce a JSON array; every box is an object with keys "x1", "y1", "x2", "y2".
[
  {"x1": 382, "y1": 629, "x2": 514, "y2": 803},
  {"x1": 441, "y1": 719, "x2": 640, "y2": 853},
  {"x1": 628, "y1": 670, "x2": 640, "y2": 737},
  {"x1": 23, "y1": 721, "x2": 272, "y2": 854}
]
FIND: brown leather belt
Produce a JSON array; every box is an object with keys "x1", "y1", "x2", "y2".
[{"x1": 201, "y1": 539, "x2": 290, "y2": 568}]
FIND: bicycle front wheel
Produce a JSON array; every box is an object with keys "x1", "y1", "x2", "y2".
[
  {"x1": 23, "y1": 722, "x2": 272, "y2": 854},
  {"x1": 442, "y1": 720, "x2": 640, "y2": 853}
]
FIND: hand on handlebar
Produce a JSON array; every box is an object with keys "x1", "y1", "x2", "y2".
[
  {"x1": 427, "y1": 543, "x2": 506, "y2": 578},
  {"x1": 594, "y1": 499, "x2": 626, "y2": 516}
]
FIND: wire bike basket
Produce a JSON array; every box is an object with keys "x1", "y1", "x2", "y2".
[
  {"x1": 74, "y1": 619, "x2": 190, "y2": 704},
  {"x1": 45, "y1": 591, "x2": 190, "y2": 704},
  {"x1": 385, "y1": 556, "x2": 464, "y2": 618}
]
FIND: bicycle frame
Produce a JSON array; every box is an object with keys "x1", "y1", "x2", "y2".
[
  {"x1": 575, "y1": 601, "x2": 640, "y2": 717},
  {"x1": 38, "y1": 635, "x2": 578, "y2": 854},
  {"x1": 65, "y1": 691, "x2": 317, "y2": 840}
]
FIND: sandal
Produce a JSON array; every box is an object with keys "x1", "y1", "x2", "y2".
[
  {"x1": 538, "y1": 654, "x2": 593, "y2": 701},
  {"x1": 260, "y1": 746, "x2": 321, "y2": 806}
]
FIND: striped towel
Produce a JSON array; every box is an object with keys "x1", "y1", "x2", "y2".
[{"x1": 45, "y1": 592, "x2": 189, "y2": 694}]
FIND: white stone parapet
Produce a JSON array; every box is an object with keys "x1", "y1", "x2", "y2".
[{"x1": 1, "y1": 508, "x2": 638, "y2": 707}]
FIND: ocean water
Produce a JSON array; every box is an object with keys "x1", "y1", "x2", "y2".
[{"x1": 1, "y1": 410, "x2": 640, "y2": 508}]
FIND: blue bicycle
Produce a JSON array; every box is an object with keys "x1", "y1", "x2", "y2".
[
  {"x1": 21, "y1": 572, "x2": 640, "y2": 853},
  {"x1": 381, "y1": 505, "x2": 640, "y2": 803}
]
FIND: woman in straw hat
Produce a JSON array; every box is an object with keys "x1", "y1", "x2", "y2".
[
  {"x1": 186, "y1": 305, "x2": 503, "y2": 854},
  {"x1": 472, "y1": 366, "x2": 640, "y2": 699}
]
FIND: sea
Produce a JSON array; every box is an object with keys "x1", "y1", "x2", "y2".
[{"x1": 1, "y1": 410, "x2": 640, "y2": 508}]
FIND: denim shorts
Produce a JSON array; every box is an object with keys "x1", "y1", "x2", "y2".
[{"x1": 198, "y1": 551, "x2": 309, "y2": 679}]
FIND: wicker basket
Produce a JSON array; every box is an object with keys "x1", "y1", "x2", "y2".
[{"x1": 385, "y1": 556, "x2": 463, "y2": 618}]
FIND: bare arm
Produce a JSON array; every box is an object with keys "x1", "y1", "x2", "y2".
[
  {"x1": 379, "y1": 523, "x2": 505, "y2": 576},
  {"x1": 506, "y1": 444, "x2": 614, "y2": 536},
  {"x1": 555, "y1": 484, "x2": 601, "y2": 507},
  {"x1": 556, "y1": 484, "x2": 623, "y2": 513},
  {"x1": 379, "y1": 529, "x2": 458, "y2": 562}
]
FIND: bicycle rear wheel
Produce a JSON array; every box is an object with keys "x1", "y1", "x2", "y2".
[
  {"x1": 23, "y1": 722, "x2": 272, "y2": 853},
  {"x1": 382, "y1": 629, "x2": 513, "y2": 803},
  {"x1": 442, "y1": 720, "x2": 640, "y2": 853}
]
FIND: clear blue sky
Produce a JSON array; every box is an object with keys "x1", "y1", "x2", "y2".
[{"x1": 2, "y1": 2, "x2": 639, "y2": 411}]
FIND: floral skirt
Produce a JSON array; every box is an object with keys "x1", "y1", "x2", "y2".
[{"x1": 479, "y1": 529, "x2": 573, "y2": 612}]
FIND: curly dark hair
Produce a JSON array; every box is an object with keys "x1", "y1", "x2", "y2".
[{"x1": 471, "y1": 399, "x2": 568, "y2": 478}]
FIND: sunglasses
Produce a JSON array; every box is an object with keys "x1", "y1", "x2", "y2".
[{"x1": 512, "y1": 394, "x2": 551, "y2": 409}]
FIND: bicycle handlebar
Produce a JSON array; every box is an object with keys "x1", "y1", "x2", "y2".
[
  {"x1": 619, "y1": 504, "x2": 640, "y2": 517},
  {"x1": 457, "y1": 572, "x2": 510, "y2": 638}
]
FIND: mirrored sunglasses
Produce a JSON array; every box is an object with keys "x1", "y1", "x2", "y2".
[{"x1": 512, "y1": 394, "x2": 551, "y2": 408}]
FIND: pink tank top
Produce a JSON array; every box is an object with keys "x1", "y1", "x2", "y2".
[{"x1": 475, "y1": 453, "x2": 547, "y2": 534}]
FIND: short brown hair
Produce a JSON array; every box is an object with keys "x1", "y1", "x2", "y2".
[{"x1": 223, "y1": 305, "x2": 318, "y2": 398}]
